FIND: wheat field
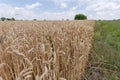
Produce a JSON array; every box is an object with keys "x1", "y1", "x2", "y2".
[{"x1": 0, "y1": 20, "x2": 95, "y2": 80}]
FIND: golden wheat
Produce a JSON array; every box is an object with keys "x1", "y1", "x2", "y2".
[{"x1": 0, "y1": 20, "x2": 95, "y2": 80}]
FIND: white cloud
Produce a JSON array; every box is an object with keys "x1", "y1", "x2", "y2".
[
  {"x1": 15, "y1": 2, "x2": 42, "y2": 10},
  {"x1": 49, "y1": 0, "x2": 120, "y2": 20},
  {"x1": 77, "y1": 0, "x2": 120, "y2": 20},
  {"x1": 61, "y1": 2, "x2": 67, "y2": 8},
  {"x1": 0, "y1": 0, "x2": 120, "y2": 20},
  {"x1": 86, "y1": 1, "x2": 120, "y2": 11},
  {"x1": 0, "y1": 3, "x2": 16, "y2": 17},
  {"x1": 25, "y1": 2, "x2": 42, "y2": 9},
  {"x1": 51, "y1": 0, "x2": 68, "y2": 8},
  {"x1": 0, "y1": 2, "x2": 41, "y2": 20},
  {"x1": 38, "y1": 10, "x2": 77, "y2": 20},
  {"x1": 0, "y1": 3, "x2": 40, "y2": 19}
]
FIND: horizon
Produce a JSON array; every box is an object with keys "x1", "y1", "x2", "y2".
[{"x1": 0, "y1": 0, "x2": 120, "y2": 20}]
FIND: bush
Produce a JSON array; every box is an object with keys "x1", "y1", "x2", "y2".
[{"x1": 74, "y1": 14, "x2": 87, "y2": 20}]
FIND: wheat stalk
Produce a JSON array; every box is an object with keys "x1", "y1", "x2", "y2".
[
  {"x1": 0, "y1": 77, "x2": 3, "y2": 80},
  {"x1": 0, "y1": 63, "x2": 14, "y2": 79},
  {"x1": 39, "y1": 65, "x2": 48, "y2": 80},
  {"x1": 12, "y1": 48, "x2": 33, "y2": 68}
]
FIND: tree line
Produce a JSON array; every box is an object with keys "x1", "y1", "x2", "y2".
[
  {"x1": 0, "y1": 14, "x2": 87, "y2": 21},
  {"x1": 0, "y1": 17, "x2": 15, "y2": 21}
]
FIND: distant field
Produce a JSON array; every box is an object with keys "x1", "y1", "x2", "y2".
[
  {"x1": 0, "y1": 20, "x2": 95, "y2": 80},
  {"x1": 83, "y1": 20, "x2": 120, "y2": 80}
]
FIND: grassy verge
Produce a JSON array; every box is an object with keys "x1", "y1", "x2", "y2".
[{"x1": 83, "y1": 20, "x2": 120, "y2": 80}]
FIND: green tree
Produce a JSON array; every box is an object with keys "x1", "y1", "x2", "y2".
[
  {"x1": 6, "y1": 17, "x2": 15, "y2": 21},
  {"x1": 74, "y1": 14, "x2": 87, "y2": 20},
  {"x1": 33, "y1": 19, "x2": 37, "y2": 21},
  {"x1": 11, "y1": 17, "x2": 15, "y2": 21},
  {"x1": 6, "y1": 18, "x2": 11, "y2": 21},
  {"x1": 1, "y1": 17, "x2": 6, "y2": 21}
]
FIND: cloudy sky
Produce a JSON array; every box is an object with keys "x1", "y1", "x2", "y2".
[{"x1": 0, "y1": 0, "x2": 120, "y2": 20}]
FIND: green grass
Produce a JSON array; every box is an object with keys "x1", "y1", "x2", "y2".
[{"x1": 83, "y1": 20, "x2": 120, "y2": 80}]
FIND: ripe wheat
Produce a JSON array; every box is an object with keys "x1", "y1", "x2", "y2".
[{"x1": 0, "y1": 20, "x2": 95, "y2": 80}]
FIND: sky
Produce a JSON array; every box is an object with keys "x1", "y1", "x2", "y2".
[{"x1": 0, "y1": 0, "x2": 120, "y2": 20}]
